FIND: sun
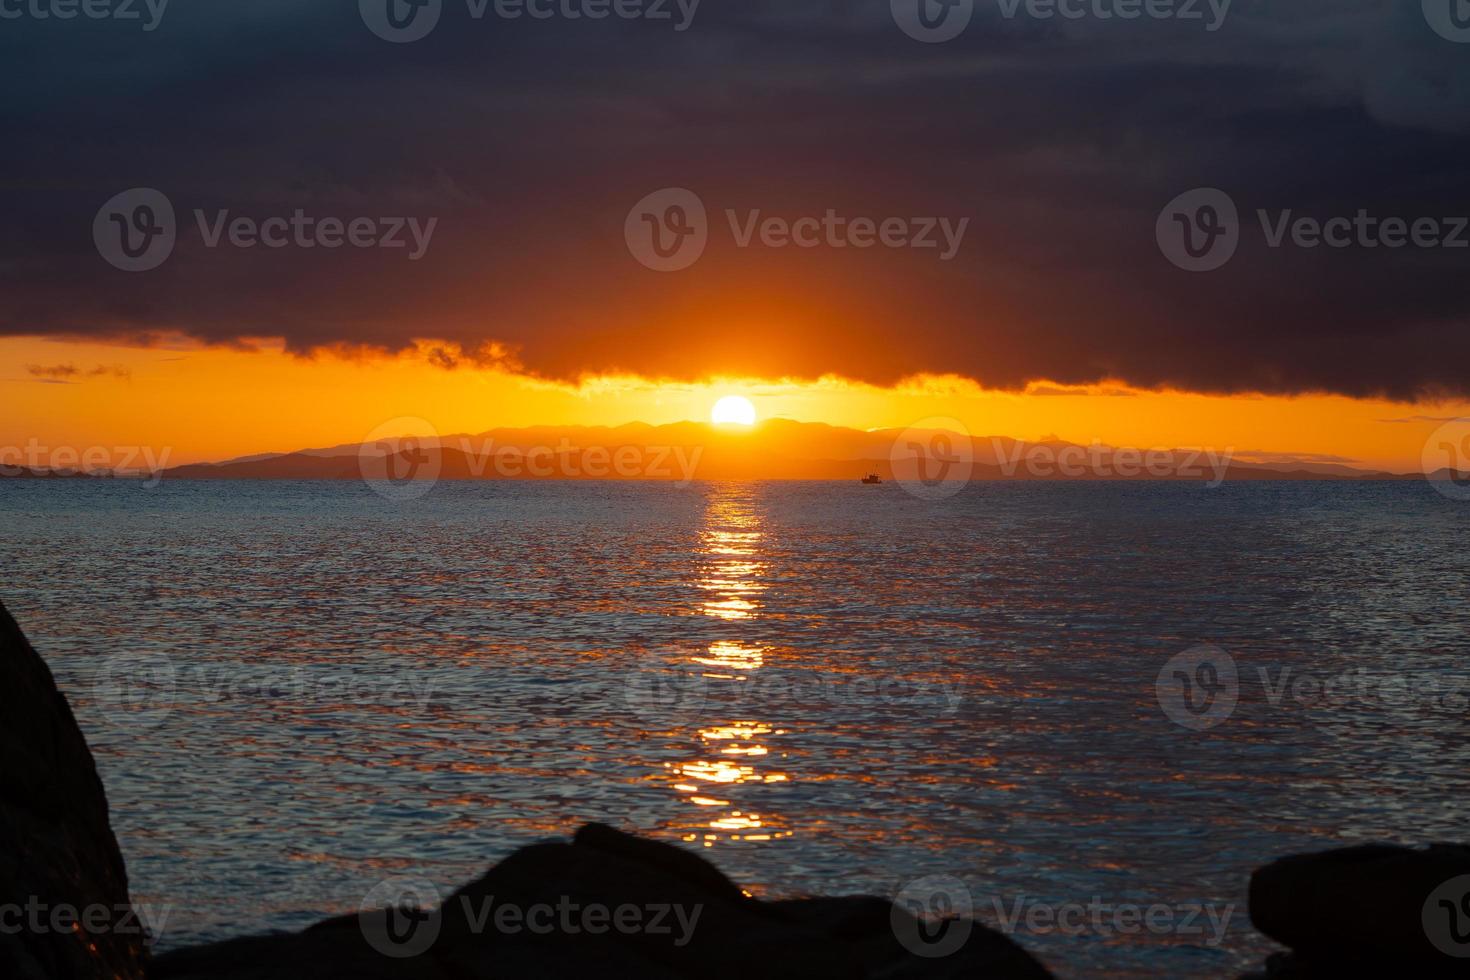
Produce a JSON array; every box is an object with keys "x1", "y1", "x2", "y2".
[{"x1": 711, "y1": 395, "x2": 757, "y2": 427}]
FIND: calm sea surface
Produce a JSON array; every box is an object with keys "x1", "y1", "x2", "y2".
[{"x1": 2, "y1": 480, "x2": 1467, "y2": 978}]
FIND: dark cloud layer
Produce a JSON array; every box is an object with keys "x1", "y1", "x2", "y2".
[{"x1": 2, "y1": 0, "x2": 1469, "y2": 399}]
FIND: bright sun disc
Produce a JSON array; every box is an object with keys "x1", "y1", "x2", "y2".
[{"x1": 712, "y1": 395, "x2": 757, "y2": 427}]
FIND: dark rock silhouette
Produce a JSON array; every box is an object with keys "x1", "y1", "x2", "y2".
[
  {"x1": 1246, "y1": 844, "x2": 1470, "y2": 977},
  {"x1": 152, "y1": 821, "x2": 1055, "y2": 978},
  {"x1": 0, "y1": 602, "x2": 146, "y2": 980}
]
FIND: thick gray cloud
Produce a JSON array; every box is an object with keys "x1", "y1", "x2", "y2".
[{"x1": 2, "y1": 0, "x2": 1468, "y2": 398}]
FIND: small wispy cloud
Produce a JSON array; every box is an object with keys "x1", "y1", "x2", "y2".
[
  {"x1": 1378, "y1": 415, "x2": 1463, "y2": 424},
  {"x1": 25, "y1": 363, "x2": 131, "y2": 382},
  {"x1": 27, "y1": 363, "x2": 78, "y2": 380},
  {"x1": 1233, "y1": 450, "x2": 1359, "y2": 464}
]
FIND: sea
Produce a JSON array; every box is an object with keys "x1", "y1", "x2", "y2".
[{"x1": 2, "y1": 479, "x2": 1467, "y2": 978}]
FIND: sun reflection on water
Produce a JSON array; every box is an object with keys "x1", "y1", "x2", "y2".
[{"x1": 667, "y1": 486, "x2": 795, "y2": 847}]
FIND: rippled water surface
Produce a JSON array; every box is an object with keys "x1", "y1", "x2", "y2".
[{"x1": 2, "y1": 480, "x2": 1467, "y2": 978}]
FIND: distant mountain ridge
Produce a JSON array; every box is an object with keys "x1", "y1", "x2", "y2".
[
  {"x1": 3, "y1": 419, "x2": 1445, "y2": 481},
  {"x1": 149, "y1": 419, "x2": 1426, "y2": 482}
]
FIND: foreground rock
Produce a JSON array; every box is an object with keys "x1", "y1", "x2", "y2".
[
  {"x1": 0, "y1": 602, "x2": 146, "y2": 980},
  {"x1": 1247, "y1": 844, "x2": 1470, "y2": 977},
  {"x1": 152, "y1": 821, "x2": 1054, "y2": 979}
]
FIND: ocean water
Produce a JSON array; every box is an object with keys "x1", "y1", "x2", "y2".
[{"x1": 2, "y1": 479, "x2": 1467, "y2": 978}]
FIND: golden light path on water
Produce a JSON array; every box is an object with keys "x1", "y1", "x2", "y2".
[{"x1": 667, "y1": 486, "x2": 794, "y2": 848}]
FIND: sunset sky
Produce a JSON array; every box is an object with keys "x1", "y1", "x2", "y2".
[
  {"x1": 3, "y1": 2, "x2": 1469, "y2": 471},
  {"x1": 4, "y1": 335, "x2": 1465, "y2": 471}
]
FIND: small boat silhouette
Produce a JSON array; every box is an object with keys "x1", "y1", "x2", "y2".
[{"x1": 862, "y1": 473, "x2": 883, "y2": 485}]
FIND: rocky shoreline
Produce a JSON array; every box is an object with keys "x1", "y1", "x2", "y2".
[{"x1": 1, "y1": 598, "x2": 1466, "y2": 978}]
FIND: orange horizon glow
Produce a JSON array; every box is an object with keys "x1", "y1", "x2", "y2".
[{"x1": 3, "y1": 334, "x2": 1468, "y2": 474}]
